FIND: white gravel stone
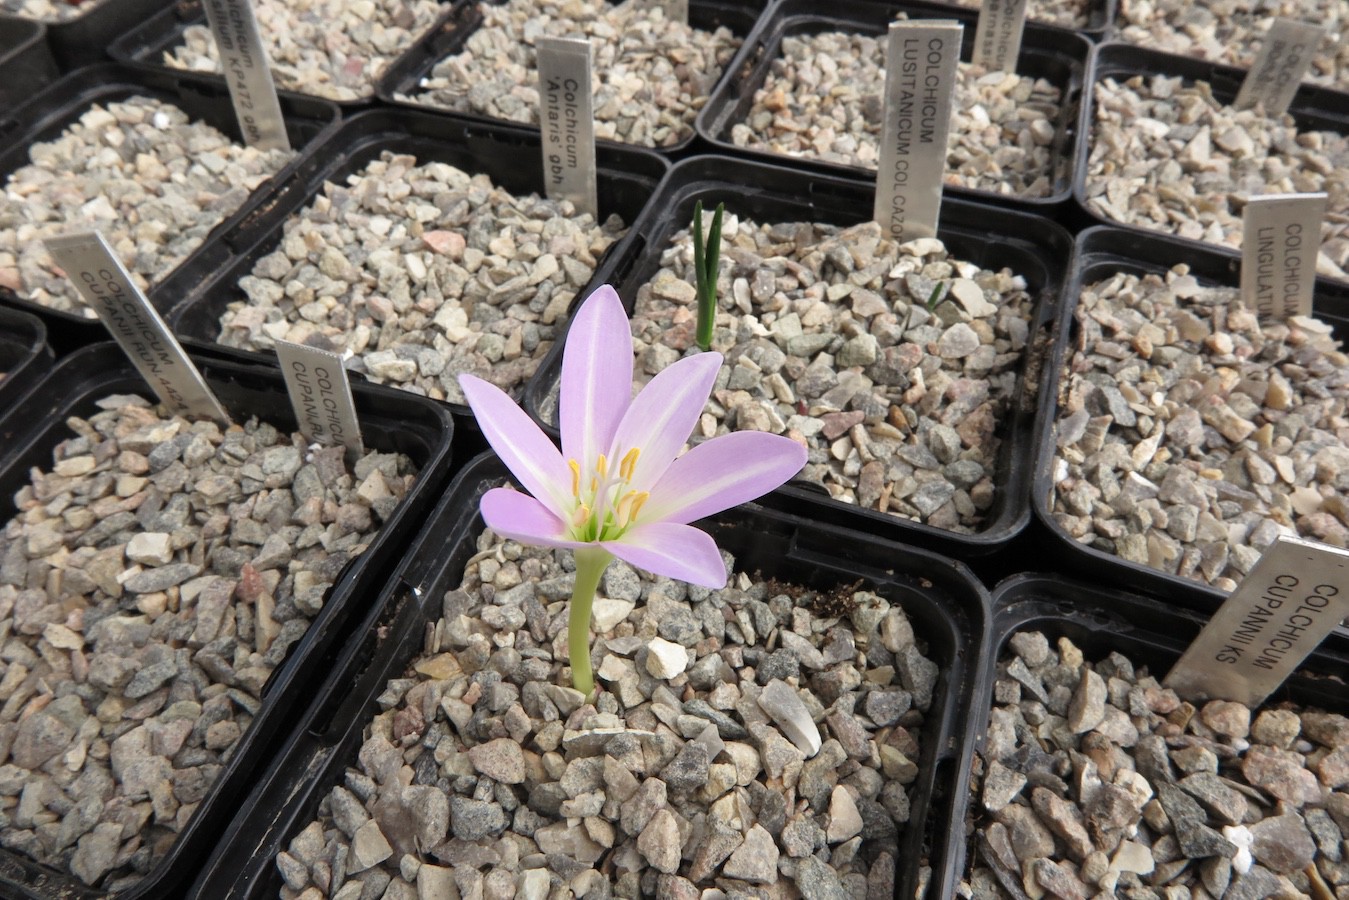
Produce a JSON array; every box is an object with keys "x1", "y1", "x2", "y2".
[
  {"x1": 646, "y1": 637, "x2": 690, "y2": 679},
  {"x1": 758, "y1": 679, "x2": 822, "y2": 757}
]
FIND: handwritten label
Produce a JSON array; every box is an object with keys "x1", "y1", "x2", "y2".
[
  {"x1": 1241, "y1": 192, "x2": 1327, "y2": 321},
  {"x1": 1234, "y1": 18, "x2": 1326, "y2": 116},
  {"x1": 874, "y1": 21, "x2": 963, "y2": 243},
  {"x1": 972, "y1": 0, "x2": 1027, "y2": 72},
  {"x1": 275, "y1": 341, "x2": 364, "y2": 461},
  {"x1": 202, "y1": 0, "x2": 290, "y2": 151},
  {"x1": 44, "y1": 232, "x2": 231, "y2": 423},
  {"x1": 537, "y1": 36, "x2": 598, "y2": 218},
  {"x1": 1165, "y1": 535, "x2": 1349, "y2": 706}
]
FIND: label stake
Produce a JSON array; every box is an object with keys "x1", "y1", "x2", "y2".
[
  {"x1": 45, "y1": 231, "x2": 231, "y2": 424},
  {"x1": 1234, "y1": 18, "x2": 1326, "y2": 117},
  {"x1": 1240, "y1": 192, "x2": 1327, "y2": 321},
  {"x1": 874, "y1": 20, "x2": 963, "y2": 243},
  {"x1": 972, "y1": 0, "x2": 1027, "y2": 72},
  {"x1": 202, "y1": 0, "x2": 291, "y2": 151},
  {"x1": 537, "y1": 36, "x2": 598, "y2": 218},
  {"x1": 1165, "y1": 535, "x2": 1349, "y2": 706},
  {"x1": 275, "y1": 340, "x2": 365, "y2": 463}
]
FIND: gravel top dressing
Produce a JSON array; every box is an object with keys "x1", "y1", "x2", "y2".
[
  {"x1": 961, "y1": 630, "x2": 1349, "y2": 900},
  {"x1": 1, "y1": 0, "x2": 99, "y2": 21},
  {"x1": 1116, "y1": 0, "x2": 1349, "y2": 91},
  {"x1": 0, "y1": 96, "x2": 295, "y2": 318},
  {"x1": 728, "y1": 31, "x2": 1064, "y2": 198},
  {"x1": 277, "y1": 529, "x2": 938, "y2": 898},
  {"x1": 1051, "y1": 265, "x2": 1349, "y2": 590},
  {"x1": 945, "y1": 0, "x2": 1092, "y2": 29},
  {"x1": 0, "y1": 395, "x2": 415, "y2": 888},
  {"x1": 623, "y1": 214, "x2": 1033, "y2": 534},
  {"x1": 396, "y1": 0, "x2": 740, "y2": 148},
  {"x1": 161, "y1": 0, "x2": 444, "y2": 102},
  {"x1": 216, "y1": 151, "x2": 627, "y2": 405},
  {"x1": 1084, "y1": 75, "x2": 1349, "y2": 281}
]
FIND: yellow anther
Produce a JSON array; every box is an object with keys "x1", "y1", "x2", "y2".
[
  {"x1": 571, "y1": 504, "x2": 591, "y2": 528},
  {"x1": 568, "y1": 459, "x2": 581, "y2": 497},
  {"x1": 616, "y1": 490, "x2": 650, "y2": 528},
  {"x1": 596, "y1": 454, "x2": 608, "y2": 479},
  {"x1": 619, "y1": 447, "x2": 640, "y2": 482},
  {"x1": 629, "y1": 491, "x2": 649, "y2": 523}
]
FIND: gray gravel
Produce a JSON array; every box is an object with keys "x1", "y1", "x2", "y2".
[
  {"x1": 946, "y1": 0, "x2": 1092, "y2": 29},
  {"x1": 1052, "y1": 265, "x2": 1349, "y2": 590},
  {"x1": 0, "y1": 97, "x2": 295, "y2": 318},
  {"x1": 396, "y1": 0, "x2": 740, "y2": 148},
  {"x1": 960, "y1": 630, "x2": 1349, "y2": 900},
  {"x1": 0, "y1": 0, "x2": 98, "y2": 21},
  {"x1": 278, "y1": 528, "x2": 940, "y2": 898},
  {"x1": 729, "y1": 30, "x2": 1064, "y2": 198},
  {"x1": 0, "y1": 395, "x2": 415, "y2": 888},
  {"x1": 161, "y1": 0, "x2": 444, "y2": 102},
  {"x1": 617, "y1": 214, "x2": 1034, "y2": 535},
  {"x1": 1116, "y1": 0, "x2": 1349, "y2": 91},
  {"x1": 216, "y1": 151, "x2": 627, "y2": 405},
  {"x1": 1084, "y1": 74, "x2": 1349, "y2": 281}
]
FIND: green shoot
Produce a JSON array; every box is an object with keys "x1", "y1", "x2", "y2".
[
  {"x1": 692, "y1": 199, "x2": 724, "y2": 352},
  {"x1": 926, "y1": 282, "x2": 949, "y2": 312}
]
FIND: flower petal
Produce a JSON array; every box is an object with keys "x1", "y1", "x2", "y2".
[
  {"x1": 480, "y1": 488, "x2": 586, "y2": 550},
  {"x1": 641, "y1": 431, "x2": 807, "y2": 525},
  {"x1": 459, "y1": 374, "x2": 571, "y2": 516},
  {"x1": 602, "y1": 521, "x2": 727, "y2": 588},
  {"x1": 560, "y1": 285, "x2": 633, "y2": 471},
  {"x1": 609, "y1": 351, "x2": 722, "y2": 491}
]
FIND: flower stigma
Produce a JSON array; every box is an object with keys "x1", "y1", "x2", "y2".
[{"x1": 566, "y1": 447, "x2": 650, "y2": 542}]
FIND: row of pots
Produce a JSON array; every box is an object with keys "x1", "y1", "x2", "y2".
[{"x1": 0, "y1": 356, "x2": 1345, "y2": 899}]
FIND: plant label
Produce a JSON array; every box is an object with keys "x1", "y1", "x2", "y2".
[
  {"x1": 202, "y1": 0, "x2": 291, "y2": 151},
  {"x1": 537, "y1": 36, "x2": 598, "y2": 218},
  {"x1": 1234, "y1": 18, "x2": 1326, "y2": 117},
  {"x1": 1241, "y1": 192, "x2": 1327, "y2": 321},
  {"x1": 1164, "y1": 535, "x2": 1349, "y2": 706},
  {"x1": 874, "y1": 20, "x2": 963, "y2": 243},
  {"x1": 275, "y1": 341, "x2": 365, "y2": 461},
  {"x1": 44, "y1": 231, "x2": 231, "y2": 424},
  {"x1": 972, "y1": 0, "x2": 1027, "y2": 72}
]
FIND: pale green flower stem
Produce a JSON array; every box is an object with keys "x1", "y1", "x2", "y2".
[{"x1": 568, "y1": 546, "x2": 613, "y2": 698}]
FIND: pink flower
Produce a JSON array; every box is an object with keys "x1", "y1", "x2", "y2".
[{"x1": 459, "y1": 284, "x2": 807, "y2": 589}]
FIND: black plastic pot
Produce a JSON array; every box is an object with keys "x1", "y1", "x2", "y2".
[
  {"x1": 185, "y1": 451, "x2": 991, "y2": 900},
  {"x1": 0, "y1": 306, "x2": 52, "y2": 421},
  {"x1": 0, "y1": 63, "x2": 340, "y2": 353},
  {"x1": 951, "y1": 572, "x2": 1349, "y2": 892},
  {"x1": 108, "y1": 0, "x2": 458, "y2": 106},
  {"x1": 0, "y1": 342, "x2": 456, "y2": 900},
  {"x1": 168, "y1": 107, "x2": 670, "y2": 422},
  {"x1": 697, "y1": 0, "x2": 1092, "y2": 210},
  {"x1": 5, "y1": 0, "x2": 172, "y2": 69},
  {"x1": 525, "y1": 154, "x2": 1073, "y2": 559},
  {"x1": 375, "y1": 0, "x2": 767, "y2": 156},
  {"x1": 0, "y1": 17, "x2": 58, "y2": 113},
  {"x1": 1031, "y1": 225, "x2": 1349, "y2": 626},
  {"x1": 1074, "y1": 44, "x2": 1349, "y2": 269}
]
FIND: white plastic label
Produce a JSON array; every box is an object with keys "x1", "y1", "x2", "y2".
[
  {"x1": 202, "y1": 0, "x2": 291, "y2": 151},
  {"x1": 537, "y1": 36, "x2": 598, "y2": 218},
  {"x1": 972, "y1": 0, "x2": 1027, "y2": 72},
  {"x1": 1234, "y1": 18, "x2": 1326, "y2": 116},
  {"x1": 275, "y1": 341, "x2": 365, "y2": 460},
  {"x1": 1241, "y1": 192, "x2": 1327, "y2": 321},
  {"x1": 1165, "y1": 535, "x2": 1349, "y2": 706},
  {"x1": 874, "y1": 21, "x2": 963, "y2": 243},
  {"x1": 45, "y1": 231, "x2": 231, "y2": 424}
]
